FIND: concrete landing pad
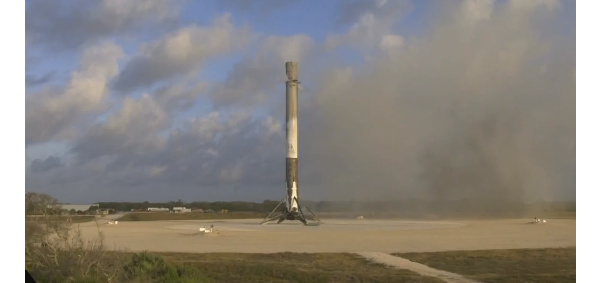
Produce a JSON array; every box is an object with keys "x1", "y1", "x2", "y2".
[{"x1": 77, "y1": 217, "x2": 575, "y2": 253}]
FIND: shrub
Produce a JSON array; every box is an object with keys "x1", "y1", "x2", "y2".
[
  {"x1": 123, "y1": 252, "x2": 209, "y2": 283},
  {"x1": 25, "y1": 217, "x2": 123, "y2": 282}
]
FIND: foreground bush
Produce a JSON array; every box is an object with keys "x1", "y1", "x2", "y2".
[
  {"x1": 25, "y1": 218, "x2": 122, "y2": 282},
  {"x1": 25, "y1": 219, "x2": 209, "y2": 282},
  {"x1": 122, "y1": 252, "x2": 209, "y2": 283}
]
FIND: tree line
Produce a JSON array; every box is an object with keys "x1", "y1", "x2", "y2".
[{"x1": 26, "y1": 191, "x2": 575, "y2": 217}]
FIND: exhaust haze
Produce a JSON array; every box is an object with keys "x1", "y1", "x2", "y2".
[{"x1": 300, "y1": 1, "x2": 575, "y2": 210}]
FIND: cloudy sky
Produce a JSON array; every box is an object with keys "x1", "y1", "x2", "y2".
[{"x1": 25, "y1": 0, "x2": 575, "y2": 204}]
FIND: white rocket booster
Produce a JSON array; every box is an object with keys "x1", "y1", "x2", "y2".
[
  {"x1": 285, "y1": 61, "x2": 300, "y2": 214},
  {"x1": 260, "y1": 61, "x2": 320, "y2": 225}
]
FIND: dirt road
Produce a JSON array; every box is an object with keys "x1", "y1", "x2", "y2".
[{"x1": 357, "y1": 251, "x2": 480, "y2": 283}]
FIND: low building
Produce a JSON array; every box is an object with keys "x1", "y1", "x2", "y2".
[
  {"x1": 173, "y1": 207, "x2": 191, "y2": 213},
  {"x1": 147, "y1": 207, "x2": 169, "y2": 212}
]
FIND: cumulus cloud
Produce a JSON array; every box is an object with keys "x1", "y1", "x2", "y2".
[
  {"x1": 460, "y1": 0, "x2": 494, "y2": 24},
  {"x1": 336, "y1": 0, "x2": 410, "y2": 27},
  {"x1": 26, "y1": 42, "x2": 123, "y2": 145},
  {"x1": 509, "y1": 0, "x2": 560, "y2": 12},
  {"x1": 113, "y1": 14, "x2": 253, "y2": 92},
  {"x1": 380, "y1": 34, "x2": 404, "y2": 52},
  {"x1": 26, "y1": 72, "x2": 55, "y2": 87},
  {"x1": 30, "y1": 111, "x2": 286, "y2": 202},
  {"x1": 154, "y1": 82, "x2": 211, "y2": 112},
  {"x1": 327, "y1": 0, "x2": 411, "y2": 50},
  {"x1": 217, "y1": 0, "x2": 295, "y2": 15},
  {"x1": 30, "y1": 156, "x2": 65, "y2": 173},
  {"x1": 210, "y1": 34, "x2": 315, "y2": 108},
  {"x1": 161, "y1": 113, "x2": 284, "y2": 195},
  {"x1": 26, "y1": 0, "x2": 181, "y2": 51},
  {"x1": 71, "y1": 94, "x2": 169, "y2": 166}
]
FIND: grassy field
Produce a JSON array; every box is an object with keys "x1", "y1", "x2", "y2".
[
  {"x1": 26, "y1": 248, "x2": 575, "y2": 282},
  {"x1": 156, "y1": 248, "x2": 576, "y2": 283},
  {"x1": 117, "y1": 211, "x2": 267, "y2": 221},
  {"x1": 27, "y1": 251, "x2": 444, "y2": 283},
  {"x1": 395, "y1": 247, "x2": 576, "y2": 283},
  {"x1": 150, "y1": 252, "x2": 445, "y2": 283}
]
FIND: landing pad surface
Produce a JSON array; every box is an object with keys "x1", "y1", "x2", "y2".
[{"x1": 77, "y1": 216, "x2": 575, "y2": 253}]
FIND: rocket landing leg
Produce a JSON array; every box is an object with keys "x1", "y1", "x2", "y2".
[{"x1": 260, "y1": 197, "x2": 321, "y2": 226}]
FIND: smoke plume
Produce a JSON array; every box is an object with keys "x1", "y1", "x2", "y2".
[{"x1": 300, "y1": 1, "x2": 574, "y2": 212}]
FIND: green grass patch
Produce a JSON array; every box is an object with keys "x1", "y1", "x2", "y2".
[
  {"x1": 394, "y1": 247, "x2": 576, "y2": 283},
  {"x1": 117, "y1": 212, "x2": 266, "y2": 221},
  {"x1": 156, "y1": 252, "x2": 445, "y2": 283},
  {"x1": 122, "y1": 252, "x2": 210, "y2": 283},
  {"x1": 27, "y1": 248, "x2": 576, "y2": 283},
  {"x1": 28, "y1": 251, "x2": 444, "y2": 283}
]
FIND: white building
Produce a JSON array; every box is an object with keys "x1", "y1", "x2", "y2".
[
  {"x1": 147, "y1": 207, "x2": 169, "y2": 212},
  {"x1": 173, "y1": 207, "x2": 191, "y2": 213}
]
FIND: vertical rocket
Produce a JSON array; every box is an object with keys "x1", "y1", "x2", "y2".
[
  {"x1": 260, "y1": 62, "x2": 320, "y2": 225},
  {"x1": 285, "y1": 61, "x2": 300, "y2": 215}
]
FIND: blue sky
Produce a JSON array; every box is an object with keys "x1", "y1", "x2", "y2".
[{"x1": 25, "y1": 0, "x2": 575, "y2": 204}]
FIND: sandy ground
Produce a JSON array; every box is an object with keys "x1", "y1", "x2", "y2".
[{"x1": 77, "y1": 216, "x2": 575, "y2": 254}]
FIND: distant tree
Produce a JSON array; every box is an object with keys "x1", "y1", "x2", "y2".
[
  {"x1": 88, "y1": 205, "x2": 99, "y2": 214},
  {"x1": 25, "y1": 192, "x2": 62, "y2": 216}
]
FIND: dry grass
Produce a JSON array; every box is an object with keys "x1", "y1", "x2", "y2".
[
  {"x1": 26, "y1": 246, "x2": 575, "y2": 282},
  {"x1": 25, "y1": 218, "x2": 123, "y2": 282},
  {"x1": 157, "y1": 252, "x2": 445, "y2": 283},
  {"x1": 394, "y1": 247, "x2": 576, "y2": 283}
]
